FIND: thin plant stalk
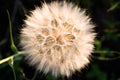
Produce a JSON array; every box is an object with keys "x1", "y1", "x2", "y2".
[
  {"x1": 0, "y1": 52, "x2": 23, "y2": 64},
  {"x1": 7, "y1": 10, "x2": 18, "y2": 53},
  {"x1": 32, "y1": 70, "x2": 38, "y2": 80},
  {"x1": 8, "y1": 57, "x2": 16, "y2": 80}
]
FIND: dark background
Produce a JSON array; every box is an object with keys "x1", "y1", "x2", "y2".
[{"x1": 0, "y1": 0, "x2": 120, "y2": 80}]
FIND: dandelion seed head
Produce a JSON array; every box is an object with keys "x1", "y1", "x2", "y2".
[{"x1": 20, "y1": 1, "x2": 96, "y2": 77}]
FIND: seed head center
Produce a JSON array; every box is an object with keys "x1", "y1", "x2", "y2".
[{"x1": 56, "y1": 35, "x2": 64, "y2": 45}]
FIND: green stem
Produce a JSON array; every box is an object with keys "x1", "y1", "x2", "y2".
[
  {"x1": 11, "y1": 65, "x2": 16, "y2": 80},
  {"x1": 62, "y1": 76, "x2": 65, "y2": 80},
  {"x1": 93, "y1": 56, "x2": 120, "y2": 61},
  {"x1": 7, "y1": 10, "x2": 18, "y2": 53},
  {"x1": 94, "y1": 50, "x2": 120, "y2": 60},
  {"x1": 94, "y1": 50, "x2": 120, "y2": 54},
  {"x1": 32, "y1": 70, "x2": 38, "y2": 80},
  {"x1": 8, "y1": 57, "x2": 16, "y2": 80},
  {"x1": 0, "y1": 51, "x2": 24, "y2": 64}
]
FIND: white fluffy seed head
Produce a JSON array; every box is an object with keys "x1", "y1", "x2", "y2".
[{"x1": 20, "y1": 1, "x2": 96, "y2": 77}]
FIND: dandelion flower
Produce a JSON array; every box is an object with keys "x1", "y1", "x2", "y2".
[{"x1": 20, "y1": 1, "x2": 96, "y2": 77}]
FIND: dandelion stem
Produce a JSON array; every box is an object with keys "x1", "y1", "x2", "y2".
[
  {"x1": 94, "y1": 50, "x2": 120, "y2": 54},
  {"x1": 8, "y1": 57, "x2": 16, "y2": 80},
  {"x1": 93, "y1": 56, "x2": 120, "y2": 61},
  {"x1": 12, "y1": 66, "x2": 16, "y2": 80},
  {"x1": 11, "y1": 64, "x2": 17, "y2": 80},
  {"x1": 7, "y1": 10, "x2": 18, "y2": 53},
  {"x1": 0, "y1": 51, "x2": 24, "y2": 64},
  {"x1": 94, "y1": 50, "x2": 120, "y2": 60},
  {"x1": 32, "y1": 70, "x2": 38, "y2": 80},
  {"x1": 62, "y1": 76, "x2": 65, "y2": 80}
]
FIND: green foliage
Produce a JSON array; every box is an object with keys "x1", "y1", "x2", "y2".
[{"x1": 87, "y1": 64, "x2": 107, "y2": 80}]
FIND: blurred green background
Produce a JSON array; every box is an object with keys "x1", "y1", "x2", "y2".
[{"x1": 0, "y1": 0, "x2": 120, "y2": 80}]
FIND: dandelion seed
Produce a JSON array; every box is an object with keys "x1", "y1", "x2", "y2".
[{"x1": 20, "y1": 1, "x2": 96, "y2": 77}]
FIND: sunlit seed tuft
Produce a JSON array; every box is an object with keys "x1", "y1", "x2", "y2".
[
  {"x1": 63, "y1": 22, "x2": 73, "y2": 32},
  {"x1": 36, "y1": 35, "x2": 44, "y2": 44},
  {"x1": 41, "y1": 28, "x2": 49, "y2": 36},
  {"x1": 64, "y1": 34, "x2": 75, "y2": 42},
  {"x1": 44, "y1": 36, "x2": 55, "y2": 47},
  {"x1": 51, "y1": 19, "x2": 58, "y2": 27}
]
